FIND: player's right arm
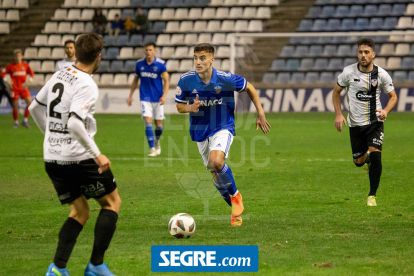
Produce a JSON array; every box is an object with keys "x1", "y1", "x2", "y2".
[
  {"x1": 333, "y1": 83, "x2": 347, "y2": 132},
  {"x1": 176, "y1": 94, "x2": 202, "y2": 113},
  {"x1": 127, "y1": 62, "x2": 140, "y2": 106},
  {"x1": 29, "y1": 80, "x2": 50, "y2": 134}
]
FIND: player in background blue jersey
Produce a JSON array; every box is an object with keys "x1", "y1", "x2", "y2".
[
  {"x1": 127, "y1": 42, "x2": 169, "y2": 156},
  {"x1": 175, "y1": 44, "x2": 270, "y2": 226}
]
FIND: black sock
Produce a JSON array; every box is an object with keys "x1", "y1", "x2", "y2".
[
  {"x1": 54, "y1": 217, "x2": 83, "y2": 268},
  {"x1": 369, "y1": 152, "x2": 382, "y2": 196},
  {"x1": 90, "y1": 209, "x2": 118, "y2": 266},
  {"x1": 365, "y1": 153, "x2": 371, "y2": 164}
]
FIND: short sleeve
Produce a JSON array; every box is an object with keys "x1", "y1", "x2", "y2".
[
  {"x1": 134, "y1": 62, "x2": 140, "y2": 77},
  {"x1": 27, "y1": 64, "x2": 34, "y2": 77},
  {"x1": 35, "y1": 81, "x2": 49, "y2": 106},
  {"x1": 69, "y1": 85, "x2": 97, "y2": 120},
  {"x1": 160, "y1": 62, "x2": 167, "y2": 74},
  {"x1": 380, "y1": 71, "x2": 395, "y2": 94},
  {"x1": 337, "y1": 70, "x2": 349, "y2": 88},
  {"x1": 175, "y1": 77, "x2": 189, "y2": 104},
  {"x1": 230, "y1": 73, "x2": 247, "y2": 93}
]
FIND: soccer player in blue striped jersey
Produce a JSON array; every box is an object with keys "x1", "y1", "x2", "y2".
[
  {"x1": 175, "y1": 43, "x2": 270, "y2": 226},
  {"x1": 127, "y1": 42, "x2": 169, "y2": 156}
]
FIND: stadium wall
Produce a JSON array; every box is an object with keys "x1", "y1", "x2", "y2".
[{"x1": 0, "y1": 87, "x2": 413, "y2": 115}]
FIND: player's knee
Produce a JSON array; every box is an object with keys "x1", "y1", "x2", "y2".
[
  {"x1": 70, "y1": 209, "x2": 90, "y2": 225},
  {"x1": 353, "y1": 161, "x2": 364, "y2": 167},
  {"x1": 209, "y1": 159, "x2": 224, "y2": 172}
]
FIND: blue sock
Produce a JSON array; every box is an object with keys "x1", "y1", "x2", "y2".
[
  {"x1": 216, "y1": 164, "x2": 238, "y2": 196},
  {"x1": 155, "y1": 126, "x2": 163, "y2": 140},
  {"x1": 145, "y1": 122, "x2": 154, "y2": 148},
  {"x1": 214, "y1": 179, "x2": 231, "y2": 207}
]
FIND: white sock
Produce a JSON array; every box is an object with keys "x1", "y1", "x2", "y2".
[
  {"x1": 24, "y1": 118, "x2": 28, "y2": 123},
  {"x1": 15, "y1": 120, "x2": 18, "y2": 124},
  {"x1": 230, "y1": 190, "x2": 239, "y2": 197}
]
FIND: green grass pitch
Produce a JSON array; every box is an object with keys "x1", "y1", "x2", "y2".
[{"x1": 0, "y1": 112, "x2": 413, "y2": 275}]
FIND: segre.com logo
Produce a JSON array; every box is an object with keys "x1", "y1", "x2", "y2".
[{"x1": 151, "y1": 245, "x2": 258, "y2": 272}]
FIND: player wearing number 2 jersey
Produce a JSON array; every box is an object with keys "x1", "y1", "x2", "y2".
[
  {"x1": 333, "y1": 38, "x2": 398, "y2": 207},
  {"x1": 29, "y1": 33, "x2": 121, "y2": 276}
]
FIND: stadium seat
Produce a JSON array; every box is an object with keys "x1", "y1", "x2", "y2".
[
  {"x1": 308, "y1": 45, "x2": 323, "y2": 57},
  {"x1": 184, "y1": 34, "x2": 197, "y2": 45},
  {"x1": 115, "y1": 35, "x2": 128, "y2": 46},
  {"x1": 0, "y1": 11, "x2": 7, "y2": 21},
  {"x1": 170, "y1": 73, "x2": 181, "y2": 86},
  {"x1": 229, "y1": 7, "x2": 243, "y2": 18},
  {"x1": 152, "y1": 21, "x2": 166, "y2": 33},
  {"x1": 90, "y1": 0, "x2": 103, "y2": 7},
  {"x1": 290, "y1": 72, "x2": 304, "y2": 83},
  {"x1": 103, "y1": 0, "x2": 116, "y2": 6},
  {"x1": 53, "y1": 9, "x2": 67, "y2": 20},
  {"x1": 100, "y1": 74, "x2": 114, "y2": 85},
  {"x1": 207, "y1": 21, "x2": 221, "y2": 32},
  {"x1": 221, "y1": 20, "x2": 234, "y2": 32},
  {"x1": 43, "y1": 22, "x2": 58, "y2": 33},
  {"x1": 312, "y1": 20, "x2": 326, "y2": 31},
  {"x1": 128, "y1": 34, "x2": 143, "y2": 46},
  {"x1": 270, "y1": 59, "x2": 284, "y2": 71},
  {"x1": 354, "y1": 18, "x2": 369, "y2": 30},
  {"x1": 62, "y1": 0, "x2": 76, "y2": 6},
  {"x1": 170, "y1": 34, "x2": 184, "y2": 45},
  {"x1": 198, "y1": 33, "x2": 211, "y2": 43},
  {"x1": 179, "y1": 60, "x2": 193, "y2": 71},
  {"x1": 378, "y1": 4, "x2": 392, "y2": 16},
  {"x1": 392, "y1": 4, "x2": 406, "y2": 16},
  {"x1": 216, "y1": 7, "x2": 229, "y2": 19},
  {"x1": 406, "y1": 4, "x2": 414, "y2": 15},
  {"x1": 133, "y1": 47, "x2": 143, "y2": 58},
  {"x1": 29, "y1": 61, "x2": 41, "y2": 72},
  {"x1": 107, "y1": 9, "x2": 121, "y2": 20},
  {"x1": 321, "y1": 6, "x2": 335, "y2": 18},
  {"x1": 299, "y1": 58, "x2": 313, "y2": 71},
  {"x1": 307, "y1": 6, "x2": 321, "y2": 18},
  {"x1": 276, "y1": 73, "x2": 290, "y2": 83},
  {"x1": 122, "y1": 60, "x2": 136, "y2": 73},
  {"x1": 395, "y1": 43, "x2": 410, "y2": 56},
  {"x1": 408, "y1": 71, "x2": 414, "y2": 82},
  {"x1": 363, "y1": 5, "x2": 377, "y2": 16},
  {"x1": 161, "y1": 8, "x2": 175, "y2": 20},
  {"x1": 80, "y1": 9, "x2": 94, "y2": 20},
  {"x1": 369, "y1": 18, "x2": 383, "y2": 30},
  {"x1": 305, "y1": 72, "x2": 319, "y2": 83},
  {"x1": 165, "y1": 21, "x2": 179, "y2": 32},
  {"x1": 148, "y1": 9, "x2": 161, "y2": 20},
  {"x1": 117, "y1": 0, "x2": 130, "y2": 6},
  {"x1": 114, "y1": 74, "x2": 128, "y2": 85},
  {"x1": 319, "y1": 72, "x2": 333, "y2": 83},
  {"x1": 119, "y1": 47, "x2": 133, "y2": 59},
  {"x1": 78, "y1": 0, "x2": 90, "y2": 6},
  {"x1": 121, "y1": 9, "x2": 134, "y2": 19},
  {"x1": 143, "y1": 34, "x2": 156, "y2": 44},
  {"x1": 2, "y1": 0, "x2": 14, "y2": 8},
  {"x1": 92, "y1": 74, "x2": 100, "y2": 85},
  {"x1": 24, "y1": 47, "x2": 38, "y2": 59},
  {"x1": 33, "y1": 35, "x2": 48, "y2": 46},
  {"x1": 105, "y1": 47, "x2": 119, "y2": 59},
  {"x1": 349, "y1": 5, "x2": 363, "y2": 17},
  {"x1": 224, "y1": 0, "x2": 237, "y2": 5},
  {"x1": 235, "y1": 20, "x2": 248, "y2": 32},
  {"x1": 38, "y1": 47, "x2": 51, "y2": 59},
  {"x1": 374, "y1": 57, "x2": 386, "y2": 68},
  {"x1": 393, "y1": 71, "x2": 407, "y2": 83},
  {"x1": 57, "y1": 22, "x2": 71, "y2": 33},
  {"x1": 70, "y1": 22, "x2": 84, "y2": 33},
  {"x1": 341, "y1": 19, "x2": 354, "y2": 30},
  {"x1": 251, "y1": 0, "x2": 265, "y2": 5},
  {"x1": 202, "y1": 8, "x2": 215, "y2": 19},
  {"x1": 68, "y1": 9, "x2": 81, "y2": 20},
  {"x1": 285, "y1": 59, "x2": 299, "y2": 71},
  {"x1": 110, "y1": 60, "x2": 123, "y2": 72},
  {"x1": 297, "y1": 20, "x2": 312, "y2": 32},
  {"x1": 386, "y1": 57, "x2": 401, "y2": 69},
  {"x1": 52, "y1": 48, "x2": 64, "y2": 58},
  {"x1": 216, "y1": 46, "x2": 229, "y2": 58},
  {"x1": 104, "y1": 35, "x2": 115, "y2": 46},
  {"x1": 161, "y1": 47, "x2": 175, "y2": 58},
  {"x1": 248, "y1": 20, "x2": 262, "y2": 32},
  {"x1": 40, "y1": 61, "x2": 55, "y2": 72},
  {"x1": 188, "y1": 8, "x2": 202, "y2": 19},
  {"x1": 180, "y1": 21, "x2": 193, "y2": 32},
  {"x1": 97, "y1": 60, "x2": 110, "y2": 72},
  {"x1": 397, "y1": 17, "x2": 412, "y2": 29},
  {"x1": 45, "y1": 73, "x2": 54, "y2": 83},
  {"x1": 187, "y1": 46, "x2": 194, "y2": 58},
  {"x1": 15, "y1": 0, "x2": 28, "y2": 8},
  {"x1": 280, "y1": 46, "x2": 294, "y2": 57},
  {"x1": 343, "y1": 58, "x2": 357, "y2": 67},
  {"x1": 326, "y1": 19, "x2": 340, "y2": 31},
  {"x1": 334, "y1": 5, "x2": 348, "y2": 18},
  {"x1": 221, "y1": 59, "x2": 230, "y2": 71},
  {"x1": 166, "y1": 60, "x2": 179, "y2": 71},
  {"x1": 212, "y1": 33, "x2": 226, "y2": 45},
  {"x1": 156, "y1": 34, "x2": 170, "y2": 46},
  {"x1": 175, "y1": 46, "x2": 188, "y2": 58},
  {"x1": 31, "y1": 74, "x2": 44, "y2": 86},
  {"x1": 209, "y1": 0, "x2": 222, "y2": 5},
  {"x1": 322, "y1": 45, "x2": 336, "y2": 57},
  {"x1": 380, "y1": 44, "x2": 394, "y2": 55},
  {"x1": 382, "y1": 18, "x2": 397, "y2": 30},
  {"x1": 262, "y1": 73, "x2": 276, "y2": 83},
  {"x1": 314, "y1": 58, "x2": 328, "y2": 70},
  {"x1": 328, "y1": 58, "x2": 343, "y2": 70},
  {"x1": 337, "y1": 45, "x2": 351, "y2": 57},
  {"x1": 293, "y1": 45, "x2": 308, "y2": 57},
  {"x1": 183, "y1": 0, "x2": 196, "y2": 6},
  {"x1": 175, "y1": 8, "x2": 188, "y2": 19},
  {"x1": 401, "y1": 57, "x2": 414, "y2": 69},
  {"x1": 193, "y1": 21, "x2": 207, "y2": 32}
]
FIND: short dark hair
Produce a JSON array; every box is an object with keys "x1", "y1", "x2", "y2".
[
  {"x1": 75, "y1": 33, "x2": 104, "y2": 65},
  {"x1": 194, "y1": 43, "x2": 215, "y2": 55},
  {"x1": 358, "y1": 38, "x2": 375, "y2": 51},
  {"x1": 115, "y1": 14, "x2": 119, "y2": 17},
  {"x1": 64, "y1": 39, "x2": 75, "y2": 47},
  {"x1": 144, "y1": 42, "x2": 156, "y2": 48}
]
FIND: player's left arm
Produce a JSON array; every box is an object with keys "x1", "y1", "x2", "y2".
[
  {"x1": 22, "y1": 65, "x2": 35, "y2": 89},
  {"x1": 28, "y1": 82, "x2": 48, "y2": 134},
  {"x1": 376, "y1": 90, "x2": 397, "y2": 120},
  {"x1": 244, "y1": 81, "x2": 271, "y2": 134},
  {"x1": 160, "y1": 71, "x2": 169, "y2": 105}
]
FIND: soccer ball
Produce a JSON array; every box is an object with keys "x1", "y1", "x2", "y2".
[{"x1": 168, "y1": 213, "x2": 196, "y2": 239}]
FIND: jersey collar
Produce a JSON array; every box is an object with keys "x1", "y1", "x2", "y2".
[{"x1": 195, "y1": 67, "x2": 217, "y2": 85}]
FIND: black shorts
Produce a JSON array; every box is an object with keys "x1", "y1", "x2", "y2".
[
  {"x1": 349, "y1": 122, "x2": 384, "y2": 159},
  {"x1": 45, "y1": 159, "x2": 117, "y2": 205}
]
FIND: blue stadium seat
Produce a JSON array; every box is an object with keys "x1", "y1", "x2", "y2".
[
  {"x1": 169, "y1": 0, "x2": 182, "y2": 6},
  {"x1": 343, "y1": 58, "x2": 357, "y2": 67},
  {"x1": 143, "y1": 34, "x2": 156, "y2": 44},
  {"x1": 271, "y1": 59, "x2": 285, "y2": 70},
  {"x1": 308, "y1": 45, "x2": 323, "y2": 57},
  {"x1": 183, "y1": 0, "x2": 196, "y2": 6},
  {"x1": 354, "y1": 18, "x2": 369, "y2": 30},
  {"x1": 328, "y1": 58, "x2": 343, "y2": 70},
  {"x1": 316, "y1": 0, "x2": 329, "y2": 4},
  {"x1": 130, "y1": 0, "x2": 144, "y2": 7},
  {"x1": 401, "y1": 57, "x2": 414, "y2": 69},
  {"x1": 122, "y1": 60, "x2": 137, "y2": 72},
  {"x1": 321, "y1": 6, "x2": 335, "y2": 18},
  {"x1": 312, "y1": 19, "x2": 326, "y2": 31},
  {"x1": 337, "y1": 45, "x2": 351, "y2": 57},
  {"x1": 382, "y1": 17, "x2": 397, "y2": 30},
  {"x1": 393, "y1": 71, "x2": 407, "y2": 82},
  {"x1": 341, "y1": 19, "x2": 355, "y2": 30},
  {"x1": 314, "y1": 59, "x2": 328, "y2": 70},
  {"x1": 280, "y1": 46, "x2": 295, "y2": 57},
  {"x1": 378, "y1": 4, "x2": 392, "y2": 16},
  {"x1": 306, "y1": 7, "x2": 321, "y2": 18},
  {"x1": 110, "y1": 60, "x2": 124, "y2": 72},
  {"x1": 97, "y1": 60, "x2": 110, "y2": 72},
  {"x1": 142, "y1": 0, "x2": 154, "y2": 7},
  {"x1": 369, "y1": 18, "x2": 383, "y2": 30},
  {"x1": 305, "y1": 72, "x2": 319, "y2": 82},
  {"x1": 317, "y1": 36, "x2": 333, "y2": 44},
  {"x1": 293, "y1": 46, "x2": 309, "y2": 57},
  {"x1": 105, "y1": 47, "x2": 119, "y2": 59},
  {"x1": 196, "y1": 0, "x2": 209, "y2": 6},
  {"x1": 326, "y1": 19, "x2": 341, "y2": 31},
  {"x1": 152, "y1": 22, "x2": 166, "y2": 32},
  {"x1": 323, "y1": 45, "x2": 337, "y2": 56},
  {"x1": 334, "y1": 6, "x2": 349, "y2": 18},
  {"x1": 262, "y1": 73, "x2": 276, "y2": 83},
  {"x1": 290, "y1": 73, "x2": 305, "y2": 83},
  {"x1": 276, "y1": 73, "x2": 290, "y2": 83},
  {"x1": 158, "y1": 0, "x2": 170, "y2": 6},
  {"x1": 121, "y1": 9, "x2": 134, "y2": 20},
  {"x1": 363, "y1": 5, "x2": 377, "y2": 17},
  {"x1": 285, "y1": 59, "x2": 300, "y2": 71},
  {"x1": 115, "y1": 35, "x2": 128, "y2": 46},
  {"x1": 289, "y1": 37, "x2": 301, "y2": 44},
  {"x1": 300, "y1": 58, "x2": 314, "y2": 70},
  {"x1": 297, "y1": 20, "x2": 312, "y2": 32},
  {"x1": 392, "y1": 4, "x2": 406, "y2": 16},
  {"x1": 128, "y1": 35, "x2": 143, "y2": 46},
  {"x1": 104, "y1": 35, "x2": 115, "y2": 46},
  {"x1": 408, "y1": 71, "x2": 414, "y2": 82},
  {"x1": 349, "y1": 5, "x2": 363, "y2": 17},
  {"x1": 320, "y1": 72, "x2": 333, "y2": 83}
]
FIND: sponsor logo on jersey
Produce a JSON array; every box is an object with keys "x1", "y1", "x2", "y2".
[
  {"x1": 67, "y1": 68, "x2": 71, "y2": 71},
  {"x1": 176, "y1": 86, "x2": 182, "y2": 96},
  {"x1": 192, "y1": 89, "x2": 198, "y2": 94},
  {"x1": 81, "y1": 102, "x2": 90, "y2": 110},
  {"x1": 200, "y1": 98, "x2": 223, "y2": 106},
  {"x1": 141, "y1": 66, "x2": 145, "y2": 70},
  {"x1": 353, "y1": 79, "x2": 360, "y2": 82},
  {"x1": 141, "y1": 72, "x2": 158, "y2": 78},
  {"x1": 12, "y1": 71, "x2": 26, "y2": 76},
  {"x1": 214, "y1": 86, "x2": 222, "y2": 94},
  {"x1": 371, "y1": 79, "x2": 377, "y2": 87},
  {"x1": 154, "y1": 66, "x2": 158, "y2": 71},
  {"x1": 49, "y1": 122, "x2": 69, "y2": 133},
  {"x1": 356, "y1": 91, "x2": 373, "y2": 101}
]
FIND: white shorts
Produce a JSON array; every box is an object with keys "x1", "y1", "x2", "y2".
[
  {"x1": 141, "y1": 101, "x2": 165, "y2": 120},
  {"x1": 197, "y1": 129, "x2": 234, "y2": 171}
]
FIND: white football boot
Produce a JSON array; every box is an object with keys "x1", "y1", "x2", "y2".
[
  {"x1": 154, "y1": 139, "x2": 161, "y2": 155},
  {"x1": 148, "y1": 147, "x2": 157, "y2": 157}
]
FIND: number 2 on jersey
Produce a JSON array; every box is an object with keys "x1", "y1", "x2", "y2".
[{"x1": 49, "y1": 83, "x2": 64, "y2": 119}]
